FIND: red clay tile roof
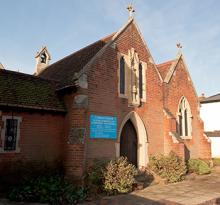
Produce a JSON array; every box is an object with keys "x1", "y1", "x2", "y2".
[
  {"x1": 0, "y1": 69, "x2": 65, "y2": 112},
  {"x1": 205, "y1": 131, "x2": 220, "y2": 137},
  {"x1": 39, "y1": 33, "x2": 115, "y2": 86},
  {"x1": 200, "y1": 93, "x2": 220, "y2": 104},
  {"x1": 157, "y1": 60, "x2": 174, "y2": 80}
]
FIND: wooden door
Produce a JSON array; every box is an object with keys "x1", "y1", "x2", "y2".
[{"x1": 120, "y1": 120, "x2": 137, "y2": 167}]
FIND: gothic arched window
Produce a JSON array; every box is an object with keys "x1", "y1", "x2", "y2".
[
  {"x1": 177, "y1": 97, "x2": 192, "y2": 137},
  {"x1": 120, "y1": 56, "x2": 125, "y2": 94},
  {"x1": 139, "y1": 63, "x2": 143, "y2": 99}
]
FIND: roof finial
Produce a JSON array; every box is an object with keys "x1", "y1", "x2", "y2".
[
  {"x1": 127, "y1": 4, "x2": 135, "y2": 18},
  {"x1": 176, "y1": 43, "x2": 182, "y2": 49},
  {"x1": 176, "y1": 42, "x2": 182, "y2": 55}
]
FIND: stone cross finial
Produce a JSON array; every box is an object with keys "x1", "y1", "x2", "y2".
[
  {"x1": 127, "y1": 4, "x2": 135, "y2": 18},
  {"x1": 176, "y1": 43, "x2": 183, "y2": 55},
  {"x1": 176, "y1": 43, "x2": 182, "y2": 49}
]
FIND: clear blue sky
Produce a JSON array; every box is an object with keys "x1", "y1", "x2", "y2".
[{"x1": 0, "y1": 0, "x2": 219, "y2": 96}]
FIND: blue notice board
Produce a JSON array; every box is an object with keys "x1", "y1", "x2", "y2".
[{"x1": 90, "y1": 114, "x2": 117, "y2": 139}]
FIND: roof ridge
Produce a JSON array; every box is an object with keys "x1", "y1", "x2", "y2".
[
  {"x1": 0, "y1": 69, "x2": 66, "y2": 112},
  {"x1": 43, "y1": 32, "x2": 115, "y2": 73},
  {"x1": 157, "y1": 60, "x2": 175, "y2": 67},
  {"x1": 201, "y1": 93, "x2": 220, "y2": 103},
  {"x1": 164, "y1": 54, "x2": 182, "y2": 83},
  {"x1": 207, "y1": 93, "x2": 220, "y2": 98},
  {"x1": 101, "y1": 32, "x2": 116, "y2": 41},
  {"x1": 163, "y1": 53, "x2": 199, "y2": 99},
  {"x1": 76, "y1": 18, "x2": 134, "y2": 78},
  {"x1": 156, "y1": 60, "x2": 174, "y2": 80}
]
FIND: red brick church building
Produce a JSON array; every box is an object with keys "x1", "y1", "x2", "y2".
[{"x1": 0, "y1": 16, "x2": 211, "y2": 180}]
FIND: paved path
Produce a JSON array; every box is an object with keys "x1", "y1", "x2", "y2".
[{"x1": 82, "y1": 167, "x2": 220, "y2": 205}]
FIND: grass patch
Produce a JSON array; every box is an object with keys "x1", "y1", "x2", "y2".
[{"x1": 212, "y1": 158, "x2": 220, "y2": 166}]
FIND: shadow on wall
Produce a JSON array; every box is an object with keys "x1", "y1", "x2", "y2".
[
  {"x1": 0, "y1": 160, "x2": 63, "y2": 193},
  {"x1": 215, "y1": 198, "x2": 220, "y2": 204},
  {"x1": 184, "y1": 145, "x2": 190, "y2": 161}
]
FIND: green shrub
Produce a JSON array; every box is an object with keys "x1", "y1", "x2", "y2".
[
  {"x1": 85, "y1": 159, "x2": 109, "y2": 194},
  {"x1": 187, "y1": 159, "x2": 211, "y2": 175},
  {"x1": 103, "y1": 157, "x2": 137, "y2": 195},
  {"x1": 0, "y1": 160, "x2": 63, "y2": 193},
  {"x1": 148, "y1": 152, "x2": 187, "y2": 183},
  {"x1": 212, "y1": 158, "x2": 220, "y2": 166},
  {"x1": 8, "y1": 175, "x2": 87, "y2": 204},
  {"x1": 63, "y1": 185, "x2": 87, "y2": 204}
]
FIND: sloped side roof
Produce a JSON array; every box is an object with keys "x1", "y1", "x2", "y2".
[
  {"x1": 0, "y1": 69, "x2": 65, "y2": 112},
  {"x1": 157, "y1": 60, "x2": 174, "y2": 80},
  {"x1": 200, "y1": 93, "x2": 220, "y2": 103},
  {"x1": 39, "y1": 33, "x2": 114, "y2": 86},
  {"x1": 163, "y1": 54, "x2": 198, "y2": 98},
  {"x1": 205, "y1": 130, "x2": 220, "y2": 137}
]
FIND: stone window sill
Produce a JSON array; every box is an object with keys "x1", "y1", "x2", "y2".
[
  {"x1": 180, "y1": 136, "x2": 192, "y2": 140},
  {"x1": 119, "y1": 94, "x2": 128, "y2": 99}
]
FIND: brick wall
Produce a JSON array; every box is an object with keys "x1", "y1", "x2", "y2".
[
  {"x1": 86, "y1": 21, "x2": 164, "y2": 166},
  {"x1": 0, "y1": 110, "x2": 64, "y2": 166},
  {"x1": 163, "y1": 59, "x2": 211, "y2": 159},
  {"x1": 163, "y1": 114, "x2": 185, "y2": 158},
  {"x1": 63, "y1": 93, "x2": 87, "y2": 180},
  {"x1": 0, "y1": 21, "x2": 211, "y2": 182}
]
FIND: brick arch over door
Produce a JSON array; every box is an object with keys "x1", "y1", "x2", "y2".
[{"x1": 115, "y1": 111, "x2": 149, "y2": 169}]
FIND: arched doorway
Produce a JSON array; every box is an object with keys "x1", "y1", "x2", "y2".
[
  {"x1": 116, "y1": 111, "x2": 148, "y2": 169},
  {"x1": 120, "y1": 120, "x2": 138, "y2": 167}
]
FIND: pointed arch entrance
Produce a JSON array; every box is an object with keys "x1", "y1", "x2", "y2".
[
  {"x1": 120, "y1": 120, "x2": 137, "y2": 166},
  {"x1": 116, "y1": 111, "x2": 149, "y2": 169}
]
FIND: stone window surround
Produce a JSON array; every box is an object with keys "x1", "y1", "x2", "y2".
[
  {"x1": 0, "y1": 116, "x2": 22, "y2": 153},
  {"x1": 117, "y1": 50, "x2": 147, "y2": 103},
  {"x1": 177, "y1": 97, "x2": 192, "y2": 140},
  {"x1": 118, "y1": 53, "x2": 128, "y2": 99}
]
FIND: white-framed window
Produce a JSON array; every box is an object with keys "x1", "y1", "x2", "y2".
[
  {"x1": 0, "y1": 116, "x2": 22, "y2": 153},
  {"x1": 177, "y1": 97, "x2": 192, "y2": 139}
]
